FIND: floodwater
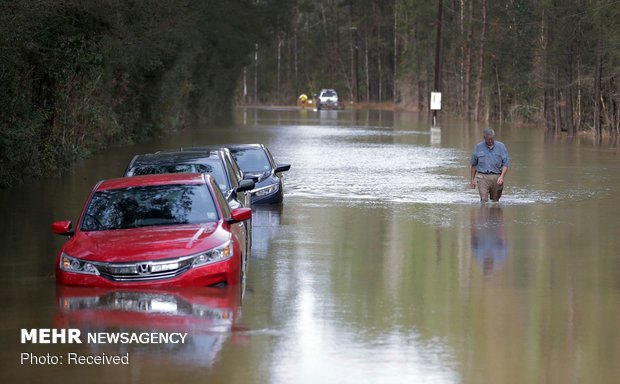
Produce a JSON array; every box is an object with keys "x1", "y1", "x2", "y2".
[{"x1": 2, "y1": 107, "x2": 620, "y2": 384}]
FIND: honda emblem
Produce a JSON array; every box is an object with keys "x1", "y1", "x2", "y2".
[{"x1": 137, "y1": 263, "x2": 151, "y2": 275}]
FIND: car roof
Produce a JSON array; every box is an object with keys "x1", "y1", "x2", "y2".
[
  {"x1": 158, "y1": 146, "x2": 236, "y2": 154},
  {"x1": 130, "y1": 150, "x2": 222, "y2": 167},
  {"x1": 225, "y1": 143, "x2": 264, "y2": 150},
  {"x1": 96, "y1": 173, "x2": 209, "y2": 191}
]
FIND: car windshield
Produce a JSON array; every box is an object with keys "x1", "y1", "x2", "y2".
[
  {"x1": 322, "y1": 91, "x2": 336, "y2": 97},
  {"x1": 230, "y1": 148, "x2": 271, "y2": 173},
  {"x1": 80, "y1": 184, "x2": 219, "y2": 231},
  {"x1": 128, "y1": 161, "x2": 230, "y2": 191}
]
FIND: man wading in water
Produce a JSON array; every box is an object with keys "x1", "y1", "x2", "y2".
[{"x1": 470, "y1": 128, "x2": 510, "y2": 203}]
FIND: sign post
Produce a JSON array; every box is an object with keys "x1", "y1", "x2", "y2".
[{"x1": 430, "y1": 92, "x2": 442, "y2": 127}]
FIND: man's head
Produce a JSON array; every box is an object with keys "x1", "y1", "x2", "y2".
[{"x1": 483, "y1": 128, "x2": 495, "y2": 147}]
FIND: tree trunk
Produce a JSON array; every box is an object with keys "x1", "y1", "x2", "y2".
[
  {"x1": 474, "y1": 0, "x2": 487, "y2": 121},
  {"x1": 431, "y1": 0, "x2": 443, "y2": 122},
  {"x1": 365, "y1": 31, "x2": 370, "y2": 102},
  {"x1": 350, "y1": 25, "x2": 356, "y2": 103},
  {"x1": 393, "y1": 0, "x2": 398, "y2": 102},
  {"x1": 254, "y1": 43, "x2": 259, "y2": 104},
  {"x1": 277, "y1": 36, "x2": 282, "y2": 102},
  {"x1": 553, "y1": 73, "x2": 561, "y2": 133},
  {"x1": 417, "y1": 54, "x2": 424, "y2": 111},
  {"x1": 494, "y1": 61, "x2": 502, "y2": 122},
  {"x1": 610, "y1": 76, "x2": 619, "y2": 135},
  {"x1": 544, "y1": 87, "x2": 554, "y2": 132},
  {"x1": 463, "y1": 0, "x2": 473, "y2": 120},
  {"x1": 294, "y1": 33, "x2": 298, "y2": 98},
  {"x1": 594, "y1": 38, "x2": 602, "y2": 139},
  {"x1": 564, "y1": 50, "x2": 575, "y2": 136},
  {"x1": 459, "y1": 0, "x2": 465, "y2": 115},
  {"x1": 243, "y1": 67, "x2": 248, "y2": 105},
  {"x1": 378, "y1": 24, "x2": 382, "y2": 102},
  {"x1": 433, "y1": 0, "x2": 443, "y2": 93}
]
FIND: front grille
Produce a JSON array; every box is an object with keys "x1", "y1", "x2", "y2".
[{"x1": 95, "y1": 256, "x2": 194, "y2": 282}]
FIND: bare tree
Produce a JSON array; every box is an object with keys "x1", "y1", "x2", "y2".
[{"x1": 474, "y1": 0, "x2": 487, "y2": 121}]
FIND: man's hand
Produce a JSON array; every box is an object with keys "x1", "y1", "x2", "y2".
[
  {"x1": 497, "y1": 176, "x2": 504, "y2": 185},
  {"x1": 470, "y1": 180, "x2": 476, "y2": 189}
]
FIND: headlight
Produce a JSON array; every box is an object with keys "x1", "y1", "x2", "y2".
[
  {"x1": 253, "y1": 183, "x2": 278, "y2": 197},
  {"x1": 60, "y1": 253, "x2": 100, "y2": 275},
  {"x1": 192, "y1": 240, "x2": 233, "y2": 268}
]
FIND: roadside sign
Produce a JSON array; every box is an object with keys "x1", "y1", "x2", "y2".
[{"x1": 430, "y1": 92, "x2": 442, "y2": 110}]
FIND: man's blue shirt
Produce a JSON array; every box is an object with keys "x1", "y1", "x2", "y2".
[{"x1": 470, "y1": 141, "x2": 510, "y2": 174}]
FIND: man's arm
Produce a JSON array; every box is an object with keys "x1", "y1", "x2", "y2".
[
  {"x1": 470, "y1": 165, "x2": 477, "y2": 189},
  {"x1": 497, "y1": 165, "x2": 508, "y2": 185}
]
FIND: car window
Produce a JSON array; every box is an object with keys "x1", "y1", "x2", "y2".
[
  {"x1": 223, "y1": 156, "x2": 239, "y2": 188},
  {"x1": 227, "y1": 152, "x2": 244, "y2": 181},
  {"x1": 80, "y1": 184, "x2": 219, "y2": 231},
  {"x1": 230, "y1": 148, "x2": 271, "y2": 173},
  {"x1": 201, "y1": 159, "x2": 231, "y2": 191},
  {"x1": 211, "y1": 179, "x2": 232, "y2": 217},
  {"x1": 129, "y1": 164, "x2": 204, "y2": 176},
  {"x1": 129, "y1": 161, "x2": 230, "y2": 192}
]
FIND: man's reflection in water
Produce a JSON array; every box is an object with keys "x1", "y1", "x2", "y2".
[{"x1": 470, "y1": 205, "x2": 508, "y2": 276}]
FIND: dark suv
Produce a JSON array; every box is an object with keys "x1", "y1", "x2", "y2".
[
  {"x1": 124, "y1": 148, "x2": 255, "y2": 249},
  {"x1": 227, "y1": 144, "x2": 291, "y2": 205},
  {"x1": 124, "y1": 148, "x2": 254, "y2": 210}
]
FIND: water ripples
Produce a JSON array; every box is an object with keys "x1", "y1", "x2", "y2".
[
  {"x1": 264, "y1": 123, "x2": 605, "y2": 206},
  {"x1": 277, "y1": 142, "x2": 545, "y2": 205}
]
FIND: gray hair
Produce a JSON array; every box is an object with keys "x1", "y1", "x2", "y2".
[{"x1": 483, "y1": 128, "x2": 495, "y2": 138}]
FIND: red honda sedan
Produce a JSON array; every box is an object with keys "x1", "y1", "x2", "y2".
[{"x1": 52, "y1": 173, "x2": 251, "y2": 288}]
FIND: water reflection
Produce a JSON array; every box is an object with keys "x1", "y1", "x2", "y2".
[
  {"x1": 54, "y1": 286, "x2": 245, "y2": 367},
  {"x1": 251, "y1": 205, "x2": 283, "y2": 258},
  {"x1": 3, "y1": 107, "x2": 620, "y2": 384},
  {"x1": 430, "y1": 126, "x2": 441, "y2": 147},
  {"x1": 470, "y1": 205, "x2": 508, "y2": 276}
]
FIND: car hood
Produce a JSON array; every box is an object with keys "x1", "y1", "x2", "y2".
[
  {"x1": 63, "y1": 223, "x2": 227, "y2": 263},
  {"x1": 244, "y1": 171, "x2": 270, "y2": 183},
  {"x1": 254, "y1": 176, "x2": 278, "y2": 190}
]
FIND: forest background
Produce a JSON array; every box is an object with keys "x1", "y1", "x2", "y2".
[{"x1": 1, "y1": 0, "x2": 619, "y2": 187}]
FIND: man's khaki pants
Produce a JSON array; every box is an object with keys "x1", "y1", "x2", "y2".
[{"x1": 476, "y1": 173, "x2": 503, "y2": 202}]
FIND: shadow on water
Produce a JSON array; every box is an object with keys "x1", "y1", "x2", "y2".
[
  {"x1": 54, "y1": 285, "x2": 247, "y2": 367},
  {"x1": 470, "y1": 205, "x2": 508, "y2": 277}
]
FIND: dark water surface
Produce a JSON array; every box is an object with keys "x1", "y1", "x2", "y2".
[{"x1": 2, "y1": 107, "x2": 620, "y2": 383}]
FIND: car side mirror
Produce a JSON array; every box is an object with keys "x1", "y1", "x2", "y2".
[
  {"x1": 52, "y1": 221, "x2": 74, "y2": 236},
  {"x1": 275, "y1": 164, "x2": 291, "y2": 173},
  {"x1": 243, "y1": 174, "x2": 259, "y2": 182},
  {"x1": 227, "y1": 208, "x2": 252, "y2": 224},
  {"x1": 236, "y1": 179, "x2": 255, "y2": 193}
]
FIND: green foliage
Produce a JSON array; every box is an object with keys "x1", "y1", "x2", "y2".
[
  {"x1": 2, "y1": 0, "x2": 618, "y2": 188},
  {"x1": 0, "y1": 0, "x2": 278, "y2": 187}
]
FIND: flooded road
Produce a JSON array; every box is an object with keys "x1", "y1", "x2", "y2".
[{"x1": 2, "y1": 107, "x2": 620, "y2": 383}]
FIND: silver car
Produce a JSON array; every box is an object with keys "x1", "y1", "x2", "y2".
[{"x1": 317, "y1": 89, "x2": 343, "y2": 110}]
